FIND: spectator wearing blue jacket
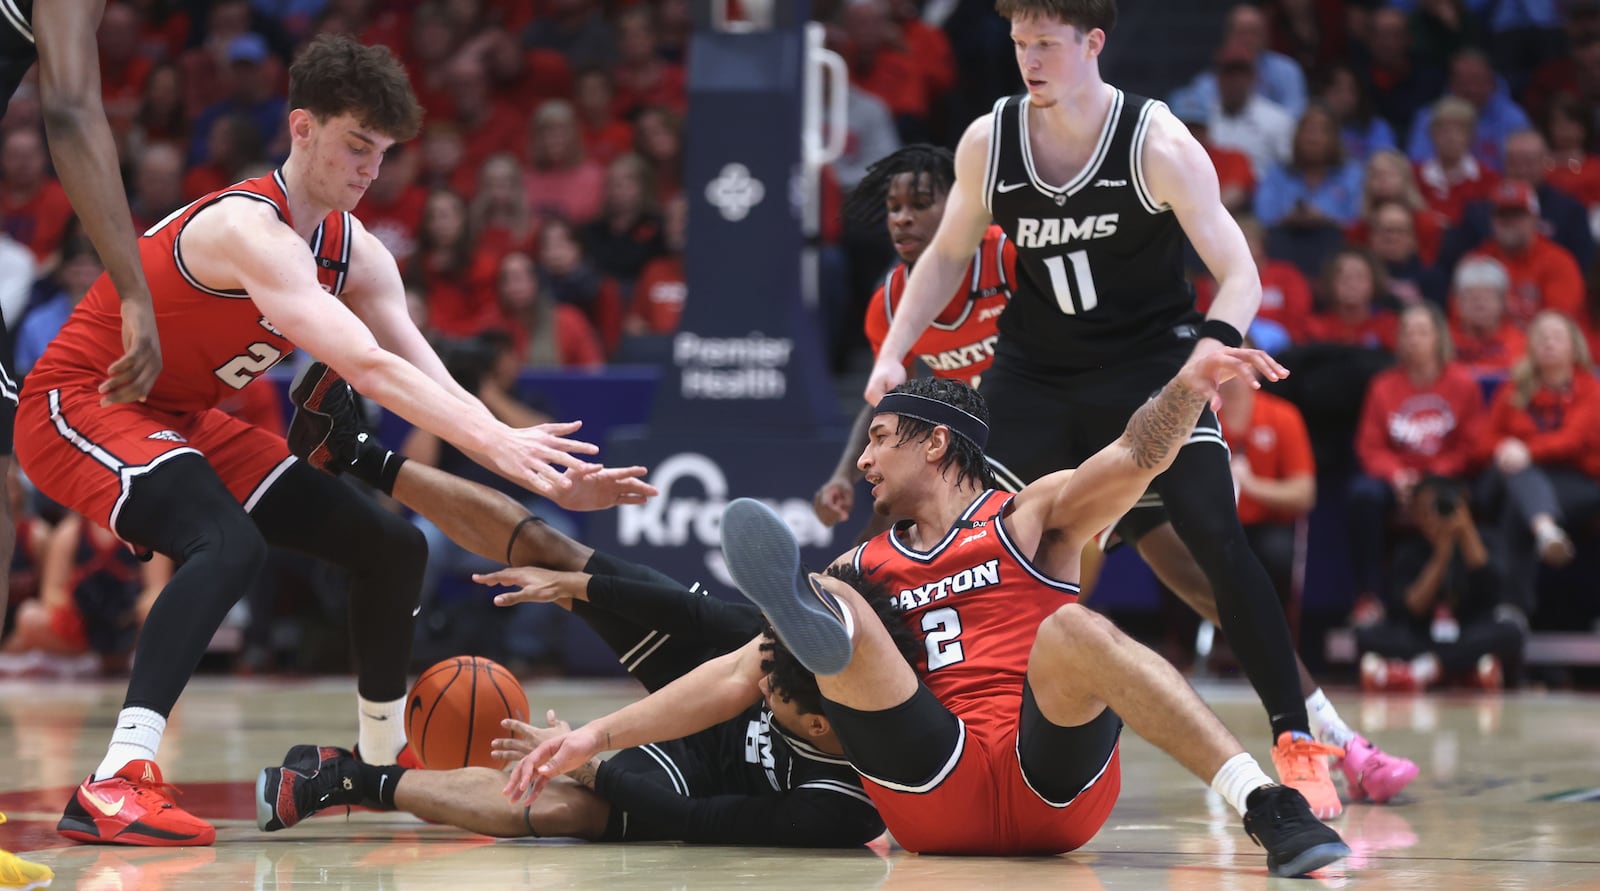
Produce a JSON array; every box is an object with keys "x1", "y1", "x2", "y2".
[
  {"x1": 1407, "y1": 49, "x2": 1531, "y2": 173},
  {"x1": 1255, "y1": 105, "x2": 1367, "y2": 229}
]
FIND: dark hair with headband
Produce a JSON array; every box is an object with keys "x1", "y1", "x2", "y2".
[{"x1": 876, "y1": 378, "x2": 995, "y2": 490}]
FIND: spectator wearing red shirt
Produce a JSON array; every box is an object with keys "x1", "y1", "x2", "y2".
[
  {"x1": 441, "y1": 52, "x2": 528, "y2": 187},
  {"x1": 611, "y1": 7, "x2": 685, "y2": 118},
  {"x1": 405, "y1": 190, "x2": 501, "y2": 337},
  {"x1": 1352, "y1": 304, "x2": 1486, "y2": 606},
  {"x1": 0, "y1": 129, "x2": 74, "y2": 265},
  {"x1": 525, "y1": 99, "x2": 606, "y2": 226},
  {"x1": 1414, "y1": 97, "x2": 1499, "y2": 225},
  {"x1": 1346, "y1": 150, "x2": 1446, "y2": 266},
  {"x1": 99, "y1": 3, "x2": 154, "y2": 145},
  {"x1": 1481, "y1": 311, "x2": 1600, "y2": 609},
  {"x1": 495, "y1": 251, "x2": 604, "y2": 369},
  {"x1": 1219, "y1": 373, "x2": 1317, "y2": 607},
  {"x1": 573, "y1": 68, "x2": 635, "y2": 166},
  {"x1": 181, "y1": 113, "x2": 264, "y2": 201},
  {"x1": 475, "y1": 28, "x2": 573, "y2": 109},
  {"x1": 1467, "y1": 180, "x2": 1586, "y2": 328},
  {"x1": 417, "y1": 120, "x2": 472, "y2": 196},
  {"x1": 1449, "y1": 256, "x2": 1526, "y2": 377},
  {"x1": 888, "y1": 0, "x2": 956, "y2": 110},
  {"x1": 629, "y1": 194, "x2": 687, "y2": 336},
  {"x1": 402, "y1": 4, "x2": 464, "y2": 124},
  {"x1": 1540, "y1": 95, "x2": 1600, "y2": 209},
  {"x1": 357, "y1": 144, "x2": 429, "y2": 265},
  {"x1": 1303, "y1": 249, "x2": 1398, "y2": 349},
  {"x1": 469, "y1": 153, "x2": 540, "y2": 264},
  {"x1": 1169, "y1": 91, "x2": 1255, "y2": 214},
  {"x1": 839, "y1": 0, "x2": 931, "y2": 140}
]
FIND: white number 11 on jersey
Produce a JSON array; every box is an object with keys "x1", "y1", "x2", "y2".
[{"x1": 1043, "y1": 250, "x2": 1098, "y2": 315}]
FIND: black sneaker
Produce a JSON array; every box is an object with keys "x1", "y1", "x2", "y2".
[
  {"x1": 287, "y1": 361, "x2": 363, "y2": 473},
  {"x1": 720, "y1": 498, "x2": 856, "y2": 675},
  {"x1": 1243, "y1": 784, "x2": 1351, "y2": 877},
  {"x1": 255, "y1": 749, "x2": 365, "y2": 832}
]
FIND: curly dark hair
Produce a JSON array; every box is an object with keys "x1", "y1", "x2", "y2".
[
  {"x1": 880, "y1": 377, "x2": 995, "y2": 490},
  {"x1": 843, "y1": 144, "x2": 956, "y2": 229},
  {"x1": 759, "y1": 564, "x2": 923, "y2": 716},
  {"x1": 288, "y1": 35, "x2": 423, "y2": 141}
]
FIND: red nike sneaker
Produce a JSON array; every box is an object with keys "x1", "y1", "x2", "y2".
[{"x1": 57, "y1": 760, "x2": 215, "y2": 846}]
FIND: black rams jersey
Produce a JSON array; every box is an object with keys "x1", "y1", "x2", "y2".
[
  {"x1": 983, "y1": 90, "x2": 1201, "y2": 371},
  {"x1": 0, "y1": 0, "x2": 32, "y2": 109}
]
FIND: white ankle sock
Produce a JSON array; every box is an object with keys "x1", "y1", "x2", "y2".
[
  {"x1": 95, "y1": 708, "x2": 166, "y2": 781},
  {"x1": 1210, "y1": 752, "x2": 1276, "y2": 818},
  {"x1": 358, "y1": 695, "x2": 408, "y2": 764},
  {"x1": 1411, "y1": 653, "x2": 1441, "y2": 687},
  {"x1": 1305, "y1": 688, "x2": 1355, "y2": 748}
]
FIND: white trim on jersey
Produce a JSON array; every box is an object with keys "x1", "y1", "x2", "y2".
[
  {"x1": 849, "y1": 542, "x2": 868, "y2": 573},
  {"x1": 780, "y1": 729, "x2": 855, "y2": 767},
  {"x1": 333, "y1": 212, "x2": 354, "y2": 295},
  {"x1": 1020, "y1": 89, "x2": 1123, "y2": 198},
  {"x1": 1130, "y1": 99, "x2": 1170, "y2": 215},
  {"x1": 885, "y1": 489, "x2": 994, "y2": 563},
  {"x1": 172, "y1": 191, "x2": 285, "y2": 299},
  {"x1": 857, "y1": 717, "x2": 967, "y2": 794},
  {"x1": 1017, "y1": 735, "x2": 1118, "y2": 809},
  {"x1": 243, "y1": 455, "x2": 298, "y2": 513},
  {"x1": 619, "y1": 630, "x2": 661, "y2": 666},
  {"x1": 993, "y1": 231, "x2": 1011, "y2": 291},
  {"x1": 0, "y1": 358, "x2": 18, "y2": 404},
  {"x1": 982, "y1": 96, "x2": 1007, "y2": 214},
  {"x1": 993, "y1": 504, "x2": 1082, "y2": 594},
  {"x1": 639, "y1": 743, "x2": 689, "y2": 795},
  {"x1": 625, "y1": 632, "x2": 671, "y2": 672},
  {"x1": 0, "y1": 0, "x2": 32, "y2": 44},
  {"x1": 797, "y1": 779, "x2": 876, "y2": 807},
  {"x1": 47, "y1": 389, "x2": 123, "y2": 473},
  {"x1": 109, "y1": 448, "x2": 204, "y2": 540}
]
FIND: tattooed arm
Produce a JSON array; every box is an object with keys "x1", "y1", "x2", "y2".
[{"x1": 1004, "y1": 348, "x2": 1289, "y2": 572}]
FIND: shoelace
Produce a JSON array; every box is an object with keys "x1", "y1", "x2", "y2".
[
  {"x1": 1277, "y1": 738, "x2": 1345, "y2": 781},
  {"x1": 129, "y1": 777, "x2": 186, "y2": 810}
]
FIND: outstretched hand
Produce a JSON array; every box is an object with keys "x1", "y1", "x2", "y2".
[
  {"x1": 474, "y1": 566, "x2": 589, "y2": 606},
  {"x1": 491, "y1": 710, "x2": 573, "y2": 766},
  {"x1": 549, "y1": 464, "x2": 659, "y2": 511},
  {"x1": 492, "y1": 420, "x2": 602, "y2": 495},
  {"x1": 502, "y1": 723, "x2": 605, "y2": 806},
  {"x1": 1178, "y1": 347, "x2": 1288, "y2": 411}
]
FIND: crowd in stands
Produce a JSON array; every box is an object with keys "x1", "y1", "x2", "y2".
[{"x1": 0, "y1": 0, "x2": 1596, "y2": 687}]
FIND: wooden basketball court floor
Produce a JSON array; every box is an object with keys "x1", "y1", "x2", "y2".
[{"x1": 1, "y1": 676, "x2": 1596, "y2": 889}]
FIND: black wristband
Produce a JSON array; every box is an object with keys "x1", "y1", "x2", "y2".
[
  {"x1": 376, "y1": 452, "x2": 407, "y2": 497},
  {"x1": 1199, "y1": 319, "x2": 1244, "y2": 348}
]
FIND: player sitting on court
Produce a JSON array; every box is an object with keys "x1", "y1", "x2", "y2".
[{"x1": 253, "y1": 364, "x2": 894, "y2": 846}]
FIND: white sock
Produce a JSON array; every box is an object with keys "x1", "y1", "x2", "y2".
[
  {"x1": 95, "y1": 708, "x2": 166, "y2": 781},
  {"x1": 358, "y1": 695, "x2": 408, "y2": 764},
  {"x1": 1305, "y1": 688, "x2": 1355, "y2": 748},
  {"x1": 1411, "y1": 653, "x2": 1441, "y2": 687},
  {"x1": 1210, "y1": 752, "x2": 1276, "y2": 818}
]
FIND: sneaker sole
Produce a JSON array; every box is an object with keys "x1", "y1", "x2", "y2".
[
  {"x1": 1271, "y1": 840, "x2": 1351, "y2": 877},
  {"x1": 720, "y1": 498, "x2": 853, "y2": 676},
  {"x1": 255, "y1": 769, "x2": 281, "y2": 832},
  {"x1": 58, "y1": 818, "x2": 214, "y2": 847}
]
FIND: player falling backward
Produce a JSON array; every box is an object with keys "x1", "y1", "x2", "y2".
[
  {"x1": 252, "y1": 365, "x2": 891, "y2": 848},
  {"x1": 863, "y1": 0, "x2": 1371, "y2": 818},
  {"x1": 510, "y1": 352, "x2": 1351, "y2": 877},
  {"x1": 13, "y1": 36, "x2": 651, "y2": 848},
  {"x1": 827, "y1": 142, "x2": 1416, "y2": 807}
]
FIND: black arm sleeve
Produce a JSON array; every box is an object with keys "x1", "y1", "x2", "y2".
[
  {"x1": 592, "y1": 760, "x2": 883, "y2": 848},
  {"x1": 585, "y1": 574, "x2": 765, "y2": 650}
]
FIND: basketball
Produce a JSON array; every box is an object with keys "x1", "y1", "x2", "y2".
[{"x1": 405, "y1": 656, "x2": 530, "y2": 770}]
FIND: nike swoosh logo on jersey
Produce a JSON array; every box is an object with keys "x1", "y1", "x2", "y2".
[
  {"x1": 995, "y1": 181, "x2": 1029, "y2": 193},
  {"x1": 81, "y1": 785, "x2": 126, "y2": 817}
]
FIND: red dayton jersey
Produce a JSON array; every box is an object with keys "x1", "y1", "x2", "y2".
[
  {"x1": 27, "y1": 169, "x2": 353, "y2": 414},
  {"x1": 864, "y1": 225, "x2": 1015, "y2": 386},
  {"x1": 849, "y1": 489, "x2": 1078, "y2": 738}
]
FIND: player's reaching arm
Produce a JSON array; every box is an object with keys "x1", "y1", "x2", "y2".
[
  {"x1": 813, "y1": 402, "x2": 872, "y2": 526},
  {"x1": 340, "y1": 219, "x2": 492, "y2": 414},
  {"x1": 504, "y1": 636, "x2": 767, "y2": 804},
  {"x1": 1007, "y1": 347, "x2": 1288, "y2": 573},
  {"x1": 34, "y1": 0, "x2": 162, "y2": 405},
  {"x1": 1141, "y1": 104, "x2": 1262, "y2": 366},
  {"x1": 183, "y1": 200, "x2": 599, "y2": 494},
  {"x1": 864, "y1": 118, "x2": 994, "y2": 404}
]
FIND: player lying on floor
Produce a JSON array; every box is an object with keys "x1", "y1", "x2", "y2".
[
  {"x1": 253, "y1": 364, "x2": 896, "y2": 847},
  {"x1": 507, "y1": 355, "x2": 1350, "y2": 877}
]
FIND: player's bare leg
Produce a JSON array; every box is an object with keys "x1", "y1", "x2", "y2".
[
  {"x1": 1136, "y1": 522, "x2": 1418, "y2": 804},
  {"x1": 392, "y1": 768, "x2": 609, "y2": 838}
]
